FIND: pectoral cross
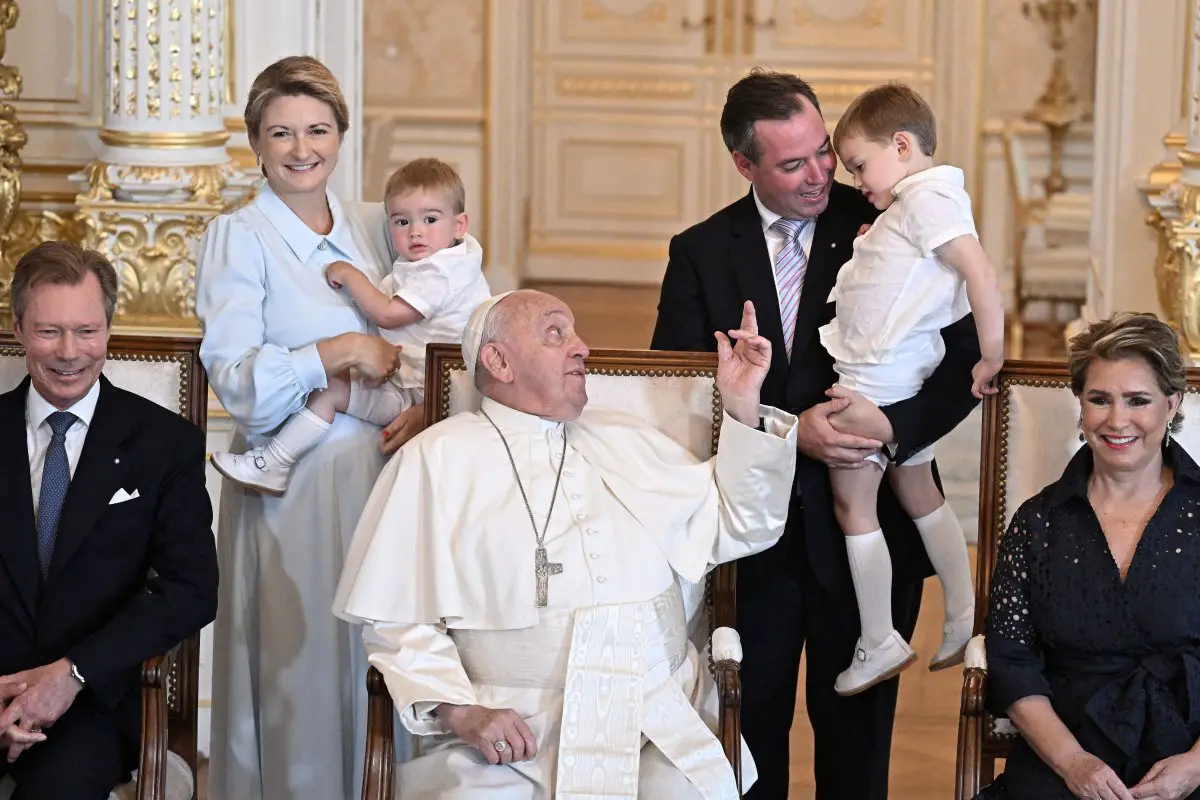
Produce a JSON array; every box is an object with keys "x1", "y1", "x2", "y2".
[{"x1": 534, "y1": 546, "x2": 562, "y2": 608}]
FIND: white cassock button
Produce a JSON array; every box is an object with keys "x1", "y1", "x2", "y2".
[
  {"x1": 564, "y1": 469, "x2": 573, "y2": 477},
  {"x1": 570, "y1": 493, "x2": 581, "y2": 500},
  {"x1": 575, "y1": 512, "x2": 586, "y2": 521},
  {"x1": 586, "y1": 528, "x2": 598, "y2": 536},
  {"x1": 590, "y1": 553, "x2": 600, "y2": 560},
  {"x1": 317, "y1": 240, "x2": 328, "y2": 250},
  {"x1": 596, "y1": 575, "x2": 607, "y2": 583}
]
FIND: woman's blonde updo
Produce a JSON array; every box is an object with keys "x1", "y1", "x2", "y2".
[
  {"x1": 243, "y1": 55, "x2": 349, "y2": 141},
  {"x1": 1067, "y1": 312, "x2": 1188, "y2": 433}
]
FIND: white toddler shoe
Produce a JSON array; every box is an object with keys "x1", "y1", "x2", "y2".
[
  {"x1": 834, "y1": 630, "x2": 917, "y2": 697},
  {"x1": 209, "y1": 448, "x2": 290, "y2": 496},
  {"x1": 928, "y1": 607, "x2": 975, "y2": 672}
]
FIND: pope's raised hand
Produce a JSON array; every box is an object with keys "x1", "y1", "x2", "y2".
[{"x1": 715, "y1": 300, "x2": 772, "y2": 428}]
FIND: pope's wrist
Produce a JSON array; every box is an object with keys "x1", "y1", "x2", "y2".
[{"x1": 723, "y1": 399, "x2": 760, "y2": 428}]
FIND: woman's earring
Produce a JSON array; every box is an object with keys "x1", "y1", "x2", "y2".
[
  {"x1": 255, "y1": 152, "x2": 261, "y2": 166},
  {"x1": 1079, "y1": 431, "x2": 1086, "y2": 442}
]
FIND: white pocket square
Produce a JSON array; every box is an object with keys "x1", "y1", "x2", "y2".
[{"x1": 108, "y1": 488, "x2": 140, "y2": 505}]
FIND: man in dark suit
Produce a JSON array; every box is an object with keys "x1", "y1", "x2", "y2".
[
  {"x1": 0, "y1": 241, "x2": 218, "y2": 798},
  {"x1": 651, "y1": 70, "x2": 981, "y2": 799}
]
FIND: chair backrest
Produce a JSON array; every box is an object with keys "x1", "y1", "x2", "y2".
[
  {"x1": 975, "y1": 360, "x2": 1200, "y2": 749},
  {"x1": 424, "y1": 342, "x2": 725, "y2": 640},
  {"x1": 0, "y1": 331, "x2": 207, "y2": 773}
]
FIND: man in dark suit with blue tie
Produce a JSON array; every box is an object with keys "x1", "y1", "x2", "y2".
[
  {"x1": 0, "y1": 241, "x2": 218, "y2": 798},
  {"x1": 651, "y1": 70, "x2": 981, "y2": 798}
]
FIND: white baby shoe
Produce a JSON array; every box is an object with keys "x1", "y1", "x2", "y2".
[
  {"x1": 209, "y1": 448, "x2": 290, "y2": 496},
  {"x1": 928, "y1": 607, "x2": 975, "y2": 672},
  {"x1": 834, "y1": 630, "x2": 917, "y2": 697}
]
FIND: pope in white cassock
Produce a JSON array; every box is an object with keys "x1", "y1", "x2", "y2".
[{"x1": 333, "y1": 289, "x2": 799, "y2": 799}]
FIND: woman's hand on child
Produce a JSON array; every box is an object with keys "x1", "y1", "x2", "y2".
[
  {"x1": 380, "y1": 404, "x2": 425, "y2": 455},
  {"x1": 971, "y1": 358, "x2": 1004, "y2": 399}
]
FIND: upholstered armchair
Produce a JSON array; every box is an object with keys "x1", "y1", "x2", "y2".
[
  {"x1": 360, "y1": 344, "x2": 746, "y2": 799},
  {"x1": 0, "y1": 333, "x2": 206, "y2": 800},
  {"x1": 955, "y1": 360, "x2": 1200, "y2": 799}
]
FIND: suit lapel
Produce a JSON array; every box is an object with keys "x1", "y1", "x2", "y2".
[
  {"x1": 729, "y1": 191, "x2": 791, "y2": 379},
  {"x1": 0, "y1": 378, "x2": 39, "y2": 621},
  {"x1": 48, "y1": 377, "x2": 133, "y2": 580}
]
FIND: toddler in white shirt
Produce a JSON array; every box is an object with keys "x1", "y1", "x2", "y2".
[
  {"x1": 821, "y1": 84, "x2": 1005, "y2": 696},
  {"x1": 210, "y1": 157, "x2": 492, "y2": 494}
]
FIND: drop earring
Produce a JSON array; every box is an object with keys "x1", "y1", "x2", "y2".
[{"x1": 1078, "y1": 417, "x2": 1085, "y2": 442}]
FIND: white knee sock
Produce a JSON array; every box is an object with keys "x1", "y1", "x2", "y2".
[
  {"x1": 263, "y1": 408, "x2": 330, "y2": 468},
  {"x1": 845, "y1": 530, "x2": 895, "y2": 649},
  {"x1": 346, "y1": 380, "x2": 413, "y2": 427},
  {"x1": 913, "y1": 502, "x2": 974, "y2": 621}
]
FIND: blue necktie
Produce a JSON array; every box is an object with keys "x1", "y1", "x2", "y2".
[{"x1": 37, "y1": 411, "x2": 77, "y2": 578}]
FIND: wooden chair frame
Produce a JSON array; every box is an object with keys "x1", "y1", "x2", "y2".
[
  {"x1": 954, "y1": 360, "x2": 1200, "y2": 799},
  {"x1": 0, "y1": 332, "x2": 206, "y2": 800},
  {"x1": 361, "y1": 343, "x2": 742, "y2": 799}
]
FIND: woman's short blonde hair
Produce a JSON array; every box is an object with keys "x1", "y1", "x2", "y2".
[
  {"x1": 1067, "y1": 312, "x2": 1188, "y2": 433},
  {"x1": 243, "y1": 56, "x2": 349, "y2": 141}
]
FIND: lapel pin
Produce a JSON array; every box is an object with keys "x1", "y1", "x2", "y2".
[
  {"x1": 114, "y1": 458, "x2": 120, "y2": 464},
  {"x1": 830, "y1": 242, "x2": 837, "y2": 248}
]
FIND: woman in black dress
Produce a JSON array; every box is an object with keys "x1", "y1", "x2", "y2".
[{"x1": 984, "y1": 312, "x2": 1200, "y2": 800}]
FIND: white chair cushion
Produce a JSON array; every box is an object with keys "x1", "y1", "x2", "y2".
[
  {"x1": 711, "y1": 627, "x2": 743, "y2": 663},
  {"x1": 0, "y1": 351, "x2": 184, "y2": 414},
  {"x1": 0, "y1": 750, "x2": 194, "y2": 800}
]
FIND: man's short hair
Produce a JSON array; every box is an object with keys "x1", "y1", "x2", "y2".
[
  {"x1": 384, "y1": 157, "x2": 467, "y2": 216},
  {"x1": 720, "y1": 68, "x2": 822, "y2": 164},
  {"x1": 832, "y1": 83, "x2": 937, "y2": 157},
  {"x1": 11, "y1": 241, "x2": 119, "y2": 326}
]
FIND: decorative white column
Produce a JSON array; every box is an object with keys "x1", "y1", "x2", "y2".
[{"x1": 75, "y1": 0, "x2": 245, "y2": 332}]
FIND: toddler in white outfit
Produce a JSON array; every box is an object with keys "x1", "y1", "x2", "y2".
[
  {"x1": 210, "y1": 157, "x2": 492, "y2": 494},
  {"x1": 820, "y1": 84, "x2": 1005, "y2": 696}
]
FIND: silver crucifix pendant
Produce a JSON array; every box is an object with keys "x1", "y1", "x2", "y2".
[{"x1": 534, "y1": 546, "x2": 563, "y2": 608}]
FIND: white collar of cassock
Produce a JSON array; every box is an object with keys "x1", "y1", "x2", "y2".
[{"x1": 479, "y1": 396, "x2": 566, "y2": 436}]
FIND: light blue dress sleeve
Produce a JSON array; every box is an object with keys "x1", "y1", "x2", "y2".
[{"x1": 196, "y1": 214, "x2": 329, "y2": 435}]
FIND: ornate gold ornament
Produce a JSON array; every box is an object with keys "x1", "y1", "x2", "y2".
[{"x1": 1021, "y1": 0, "x2": 1094, "y2": 197}]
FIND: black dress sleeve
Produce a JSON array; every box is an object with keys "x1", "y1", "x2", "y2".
[{"x1": 985, "y1": 501, "x2": 1053, "y2": 717}]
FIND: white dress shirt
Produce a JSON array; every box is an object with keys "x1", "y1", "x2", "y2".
[
  {"x1": 26, "y1": 379, "x2": 100, "y2": 519},
  {"x1": 753, "y1": 186, "x2": 817, "y2": 306}
]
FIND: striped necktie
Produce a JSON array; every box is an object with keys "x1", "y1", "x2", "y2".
[{"x1": 770, "y1": 217, "x2": 812, "y2": 359}]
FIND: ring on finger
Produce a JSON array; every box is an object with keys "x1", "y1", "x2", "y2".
[{"x1": 493, "y1": 739, "x2": 508, "y2": 753}]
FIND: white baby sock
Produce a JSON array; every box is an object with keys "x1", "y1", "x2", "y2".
[
  {"x1": 264, "y1": 408, "x2": 331, "y2": 467},
  {"x1": 845, "y1": 530, "x2": 895, "y2": 649},
  {"x1": 913, "y1": 502, "x2": 974, "y2": 621}
]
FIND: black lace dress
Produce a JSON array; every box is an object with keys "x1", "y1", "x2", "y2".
[{"x1": 983, "y1": 440, "x2": 1200, "y2": 799}]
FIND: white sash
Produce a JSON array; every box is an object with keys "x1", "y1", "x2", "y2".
[
  {"x1": 451, "y1": 584, "x2": 737, "y2": 799},
  {"x1": 554, "y1": 585, "x2": 738, "y2": 800}
]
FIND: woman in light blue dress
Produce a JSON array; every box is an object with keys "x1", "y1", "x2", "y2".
[{"x1": 197, "y1": 56, "x2": 415, "y2": 799}]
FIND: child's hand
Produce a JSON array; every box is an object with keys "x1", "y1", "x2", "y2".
[
  {"x1": 325, "y1": 260, "x2": 352, "y2": 290},
  {"x1": 971, "y1": 357, "x2": 1003, "y2": 399}
]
